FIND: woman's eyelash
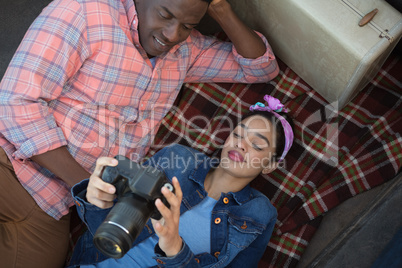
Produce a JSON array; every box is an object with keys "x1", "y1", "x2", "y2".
[{"x1": 253, "y1": 144, "x2": 263, "y2": 151}]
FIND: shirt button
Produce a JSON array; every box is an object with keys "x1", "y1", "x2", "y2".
[
  {"x1": 214, "y1": 218, "x2": 221, "y2": 224},
  {"x1": 214, "y1": 251, "x2": 220, "y2": 258},
  {"x1": 223, "y1": 197, "x2": 229, "y2": 204}
]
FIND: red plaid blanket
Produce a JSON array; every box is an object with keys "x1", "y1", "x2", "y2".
[
  {"x1": 68, "y1": 50, "x2": 401, "y2": 267},
  {"x1": 144, "y1": 51, "x2": 402, "y2": 267}
]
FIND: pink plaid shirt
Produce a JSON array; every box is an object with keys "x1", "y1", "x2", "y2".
[{"x1": 0, "y1": 0, "x2": 278, "y2": 219}]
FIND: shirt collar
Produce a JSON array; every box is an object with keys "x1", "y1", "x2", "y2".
[{"x1": 122, "y1": 0, "x2": 138, "y2": 30}]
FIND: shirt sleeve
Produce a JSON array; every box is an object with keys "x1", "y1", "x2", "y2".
[
  {"x1": 0, "y1": 0, "x2": 90, "y2": 161},
  {"x1": 154, "y1": 240, "x2": 202, "y2": 268},
  {"x1": 184, "y1": 30, "x2": 279, "y2": 84}
]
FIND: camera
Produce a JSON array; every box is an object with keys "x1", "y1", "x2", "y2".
[{"x1": 93, "y1": 155, "x2": 174, "y2": 259}]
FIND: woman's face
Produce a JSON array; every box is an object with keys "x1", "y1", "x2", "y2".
[
  {"x1": 220, "y1": 115, "x2": 277, "y2": 179},
  {"x1": 134, "y1": 0, "x2": 209, "y2": 57}
]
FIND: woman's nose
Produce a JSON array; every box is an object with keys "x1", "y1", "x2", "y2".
[{"x1": 235, "y1": 139, "x2": 246, "y2": 151}]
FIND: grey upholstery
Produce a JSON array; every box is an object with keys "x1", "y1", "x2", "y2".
[{"x1": 0, "y1": 0, "x2": 52, "y2": 79}]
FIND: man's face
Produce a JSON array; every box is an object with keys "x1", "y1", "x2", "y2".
[{"x1": 134, "y1": 0, "x2": 209, "y2": 57}]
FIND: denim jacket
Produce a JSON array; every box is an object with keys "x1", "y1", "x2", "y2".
[{"x1": 68, "y1": 144, "x2": 277, "y2": 267}]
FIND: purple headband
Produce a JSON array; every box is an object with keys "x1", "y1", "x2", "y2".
[{"x1": 249, "y1": 95, "x2": 294, "y2": 162}]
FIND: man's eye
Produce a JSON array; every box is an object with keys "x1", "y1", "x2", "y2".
[
  {"x1": 159, "y1": 12, "x2": 169, "y2": 19},
  {"x1": 182, "y1": 24, "x2": 193, "y2": 31},
  {"x1": 233, "y1": 133, "x2": 241, "y2": 138}
]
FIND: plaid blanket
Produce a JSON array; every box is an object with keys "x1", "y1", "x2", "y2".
[
  {"x1": 144, "y1": 50, "x2": 402, "y2": 267},
  {"x1": 67, "y1": 49, "x2": 401, "y2": 267}
]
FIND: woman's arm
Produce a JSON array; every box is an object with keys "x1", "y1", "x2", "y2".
[
  {"x1": 151, "y1": 177, "x2": 203, "y2": 267},
  {"x1": 151, "y1": 177, "x2": 183, "y2": 256},
  {"x1": 207, "y1": 0, "x2": 266, "y2": 59}
]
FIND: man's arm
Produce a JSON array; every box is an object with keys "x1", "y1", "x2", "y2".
[
  {"x1": 207, "y1": 0, "x2": 266, "y2": 59},
  {"x1": 31, "y1": 147, "x2": 90, "y2": 187}
]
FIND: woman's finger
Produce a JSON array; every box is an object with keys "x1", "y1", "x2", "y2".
[
  {"x1": 165, "y1": 177, "x2": 182, "y2": 215},
  {"x1": 89, "y1": 175, "x2": 116, "y2": 195},
  {"x1": 92, "y1": 157, "x2": 118, "y2": 177}
]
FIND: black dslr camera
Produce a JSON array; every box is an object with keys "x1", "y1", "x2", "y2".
[{"x1": 93, "y1": 155, "x2": 174, "y2": 259}]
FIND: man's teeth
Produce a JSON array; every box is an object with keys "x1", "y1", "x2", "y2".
[{"x1": 155, "y1": 37, "x2": 166, "y2": 46}]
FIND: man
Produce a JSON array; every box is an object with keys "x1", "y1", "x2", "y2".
[{"x1": 0, "y1": 0, "x2": 279, "y2": 267}]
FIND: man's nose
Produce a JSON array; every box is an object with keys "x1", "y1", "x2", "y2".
[{"x1": 163, "y1": 22, "x2": 182, "y2": 44}]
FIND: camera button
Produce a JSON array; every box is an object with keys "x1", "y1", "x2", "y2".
[
  {"x1": 214, "y1": 218, "x2": 221, "y2": 224},
  {"x1": 223, "y1": 197, "x2": 229, "y2": 204}
]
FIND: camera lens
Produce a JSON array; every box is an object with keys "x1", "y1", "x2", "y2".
[
  {"x1": 93, "y1": 194, "x2": 155, "y2": 258},
  {"x1": 94, "y1": 236, "x2": 123, "y2": 257},
  {"x1": 93, "y1": 221, "x2": 132, "y2": 259}
]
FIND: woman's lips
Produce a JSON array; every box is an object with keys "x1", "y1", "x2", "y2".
[{"x1": 228, "y1": 150, "x2": 244, "y2": 162}]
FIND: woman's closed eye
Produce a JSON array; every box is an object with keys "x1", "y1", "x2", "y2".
[
  {"x1": 252, "y1": 143, "x2": 263, "y2": 151},
  {"x1": 233, "y1": 132, "x2": 242, "y2": 138}
]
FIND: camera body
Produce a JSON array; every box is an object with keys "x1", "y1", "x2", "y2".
[{"x1": 93, "y1": 155, "x2": 173, "y2": 259}]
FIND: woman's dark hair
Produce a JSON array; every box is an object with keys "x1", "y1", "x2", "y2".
[{"x1": 241, "y1": 110, "x2": 294, "y2": 162}]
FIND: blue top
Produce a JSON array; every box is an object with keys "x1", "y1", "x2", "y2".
[{"x1": 68, "y1": 144, "x2": 277, "y2": 267}]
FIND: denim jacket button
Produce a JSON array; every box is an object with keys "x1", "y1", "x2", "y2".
[
  {"x1": 194, "y1": 258, "x2": 200, "y2": 263},
  {"x1": 223, "y1": 197, "x2": 229, "y2": 204},
  {"x1": 156, "y1": 259, "x2": 165, "y2": 264},
  {"x1": 241, "y1": 221, "x2": 248, "y2": 229},
  {"x1": 214, "y1": 218, "x2": 221, "y2": 224},
  {"x1": 75, "y1": 200, "x2": 81, "y2": 207},
  {"x1": 214, "y1": 251, "x2": 220, "y2": 258}
]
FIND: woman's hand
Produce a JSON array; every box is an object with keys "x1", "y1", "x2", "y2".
[
  {"x1": 151, "y1": 177, "x2": 183, "y2": 257},
  {"x1": 86, "y1": 157, "x2": 118, "y2": 209}
]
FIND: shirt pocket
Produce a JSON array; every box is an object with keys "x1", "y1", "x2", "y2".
[{"x1": 227, "y1": 216, "x2": 265, "y2": 249}]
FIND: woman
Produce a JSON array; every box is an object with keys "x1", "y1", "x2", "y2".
[{"x1": 68, "y1": 95, "x2": 294, "y2": 267}]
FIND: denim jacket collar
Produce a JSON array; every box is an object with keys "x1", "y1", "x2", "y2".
[{"x1": 188, "y1": 157, "x2": 254, "y2": 206}]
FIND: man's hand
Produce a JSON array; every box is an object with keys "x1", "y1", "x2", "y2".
[
  {"x1": 86, "y1": 157, "x2": 118, "y2": 208},
  {"x1": 151, "y1": 177, "x2": 183, "y2": 257},
  {"x1": 207, "y1": 0, "x2": 266, "y2": 59},
  {"x1": 207, "y1": 0, "x2": 229, "y2": 17}
]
